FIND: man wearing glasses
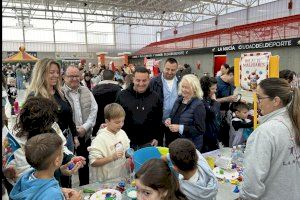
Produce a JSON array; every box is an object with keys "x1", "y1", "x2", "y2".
[{"x1": 62, "y1": 66, "x2": 98, "y2": 186}]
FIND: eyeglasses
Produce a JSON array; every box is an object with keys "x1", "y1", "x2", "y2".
[
  {"x1": 257, "y1": 96, "x2": 271, "y2": 103},
  {"x1": 66, "y1": 75, "x2": 80, "y2": 79}
]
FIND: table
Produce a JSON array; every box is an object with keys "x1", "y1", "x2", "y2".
[{"x1": 78, "y1": 149, "x2": 240, "y2": 200}]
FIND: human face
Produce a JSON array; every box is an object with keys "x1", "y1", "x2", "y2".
[
  {"x1": 236, "y1": 108, "x2": 249, "y2": 120},
  {"x1": 163, "y1": 62, "x2": 178, "y2": 80},
  {"x1": 220, "y1": 65, "x2": 228, "y2": 75},
  {"x1": 209, "y1": 84, "x2": 217, "y2": 97},
  {"x1": 65, "y1": 67, "x2": 81, "y2": 90},
  {"x1": 256, "y1": 85, "x2": 275, "y2": 116},
  {"x1": 181, "y1": 79, "x2": 194, "y2": 100},
  {"x1": 228, "y1": 72, "x2": 234, "y2": 84},
  {"x1": 133, "y1": 72, "x2": 150, "y2": 93},
  {"x1": 47, "y1": 64, "x2": 60, "y2": 87},
  {"x1": 136, "y1": 179, "x2": 164, "y2": 200},
  {"x1": 105, "y1": 117, "x2": 125, "y2": 134}
]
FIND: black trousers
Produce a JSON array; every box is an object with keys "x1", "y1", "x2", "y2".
[
  {"x1": 76, "y1": 137, "x2": 91, "y2": 186},
  {"x1": 164, "y1": 126, "x2": 180, "y2": 147}
]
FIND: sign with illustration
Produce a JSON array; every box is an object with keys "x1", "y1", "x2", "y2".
[{"x1": 239, "y1": 52, "x2": 271, "y2": 91}]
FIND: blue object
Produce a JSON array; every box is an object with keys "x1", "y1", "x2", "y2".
[
  {"x1": 68, "y1": 162, "x2": 75, "y2": 170},
  {"x1": 133, "y1": 147, "x2": 161, "y2": 172},
  {"x1": 233, "y1": 186, "x2": 240, "y2": 193},
  {"x1": 118, "y1": 181, "x2": 126, "y2": 188}
]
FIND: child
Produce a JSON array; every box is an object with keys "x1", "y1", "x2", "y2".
[
  {"x1": 167, "y1": 138, "x2": 218, "y2": 200},
  {"x1": 229, "y1": 102, "x2": 253, "y2": 147},
  {"x1": 135, "y1": 159, "x2": 188, "y2": 200},
  {"x1": 89, "y1": 103, "x2": 130, "y2": 181},
  {"x1": 6, "y1": 77, "x2": 17, "y2": 115},
  {"x1": 10, "y1": 133, "x2": 65, "y2": 199}
]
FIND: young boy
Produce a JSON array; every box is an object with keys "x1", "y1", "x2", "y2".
[
  {"x1": 167, "y1": 138, "x2": 218, "y2": 200},
  {"x1": 89, "y1": 103, "x2": 130, "y2": 181},
  {"x1": 229, "y1": 102, "x2": 253, "y2": 147},
  {"x1": 10, "y1": 133, "x2": 65, "y2": 200}
]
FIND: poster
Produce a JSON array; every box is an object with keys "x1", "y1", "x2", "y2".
[{"x1": 240, "y1": 52, "x2": 271, "y2": 91}]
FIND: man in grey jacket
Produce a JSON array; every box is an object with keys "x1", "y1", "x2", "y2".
[{"x1": 62, "y1": 66, "x2": 98, "y2": 186}]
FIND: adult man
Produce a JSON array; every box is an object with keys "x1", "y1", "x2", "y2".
[
  {"x1": 150, "y1": 58, "x2": 179, "y2": 146},
  {"x1": 62, "y1": 66, "x2": 98, "y2": 186},
  {"x1": 92, "y1": 69, "x2": 122, "y2": 136},
  {"x1": 116, "y1": 67, "x2": 163, "y2": 149}
]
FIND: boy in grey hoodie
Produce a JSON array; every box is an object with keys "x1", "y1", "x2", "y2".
[{"x1": 166, "y1": 138, "x2": 218, "y2": 200}]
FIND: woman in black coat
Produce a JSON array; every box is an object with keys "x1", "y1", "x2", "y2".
[
  {"x1": 200, "y1": 76, "x2": 221, "y2": 153},
  {"x1": 165, "y1": 74, "x2": 206, "y2": 151}
]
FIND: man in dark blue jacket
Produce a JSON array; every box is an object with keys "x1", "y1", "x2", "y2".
[
  {"x1": 149, "y1": 58, "x2": 179, "y2": 146},
  {"x1": 116, "y1": 67, "x2": 163, "y2": 149}
]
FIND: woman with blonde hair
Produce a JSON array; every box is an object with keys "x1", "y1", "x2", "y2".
[
  {"x1": 26, "y1": 58, "x2": 79, "y2": 188},
  {"x1": 164, "y1": 74, "x2": 206, "y2": 150}
]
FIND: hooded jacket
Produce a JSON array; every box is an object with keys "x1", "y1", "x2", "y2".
[
  {"x1": 10, "y1": 169, "x2": 64, "y2": 200},
  {"x1": 172, "y1": 151, "x2": 218, "y2": 200},
  {"x1": 92, "y1": 80, "x2": 122, "y2": 136},
  {"x1": 115, "y1": 83, "x2": 163, "y2": 146},
  {"x1": 240, "y1": 107, "x2": 300, "y2": 200}
]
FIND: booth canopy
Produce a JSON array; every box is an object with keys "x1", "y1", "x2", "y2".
[{"x1": 4, "y1": 46, "x2": 38, "y2": 62}]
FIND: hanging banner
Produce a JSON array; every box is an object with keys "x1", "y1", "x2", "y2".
[{"x1": 239, "y1": 52, "x2": 271, "y2": 91}]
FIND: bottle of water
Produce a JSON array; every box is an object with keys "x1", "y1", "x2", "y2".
[
  {"x1": 236, "y1": 145, "x2": 244, "y2": 167},
  {"x1": 231, "y1": 146, "x2": 238, "y2": 165}
]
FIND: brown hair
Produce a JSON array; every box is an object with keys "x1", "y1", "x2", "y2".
[
  {"x1": 169, "y1": 138, "x2": 198, "y2": 171},
  {"x1": 259, "y1": 78, "x2": 300, "y2": 146},
  {"x1": 14, "y1": 97, "x2": 58, "y2": 139},
  {"x1": 104, "y1": 103, "x2": 126, "y2": 120},
  {"x1": 25, "y1": 133, "x2": 62, "y2": 171},
  {"x1": 135, "y1": 159, "x2": 187, "y2": 200},
  {"x1": 279, "y1": 69, "x2": 296, "y2": 83}
]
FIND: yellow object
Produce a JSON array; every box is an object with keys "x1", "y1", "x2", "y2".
[
  {"x1": 269, "y1": 56, "x2": 280, "y2": 78},
  {"x1": 157, "y1": 147, "x2": 169, "y2": 156},
  {"x1": 234, "y1": 58, "x2": 241, "y2": 87},
  {"x1": 230, "y1": 179, "x2": 239, "y2": 185},
  {"x1": 205, "y1": 156, "x2": 215, "y2": 170},
  {"x1": 131, "y1": 180, "x2": 136, "y2": 187}
]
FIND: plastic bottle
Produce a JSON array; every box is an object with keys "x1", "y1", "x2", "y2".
[
  {"x1": 236, "y1": 145, "x2": 244, "y2": 167},
  {"x1": 231, "y1": 146, "x2": 238, "y2": 165}
]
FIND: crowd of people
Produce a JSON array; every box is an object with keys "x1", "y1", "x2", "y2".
[{"x1": 2, "y1": 57, "x2": 300, "y2": 200}]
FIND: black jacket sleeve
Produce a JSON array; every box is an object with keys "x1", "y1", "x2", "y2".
[
  {"x1": 232, "y1": 120, "x2": 253, "y2": 131},
  {"x1": 183, "y1": 103, "x2": 206, "y2": 138},
  {"x1": 152, "y1": 97, "x2": 163, "y2": 141}
]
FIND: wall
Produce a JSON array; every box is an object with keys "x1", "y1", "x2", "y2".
[{"x1": 129, "y1": 46, "x2": 300, "y2": 75}]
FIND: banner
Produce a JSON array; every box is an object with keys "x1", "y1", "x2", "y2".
[{"x1": 239, "y1": 52, "x2": 271, "y2": 91}]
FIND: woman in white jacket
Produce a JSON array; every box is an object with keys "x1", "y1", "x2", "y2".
[{"x1": 240, "y1": 78, "x2": 300, "y2": 200}]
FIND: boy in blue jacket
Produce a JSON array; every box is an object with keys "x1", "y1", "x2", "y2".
[
  {"x1": 10, "y1": 133, "x2": 66, "y2": 200},
  {"x1": 166, "y1": 138, "x2": 218, "y2": 200}
]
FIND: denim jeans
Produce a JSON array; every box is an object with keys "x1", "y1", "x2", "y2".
[{"x1": 65, "y1": 132, "x2": 74, "y2": 153}]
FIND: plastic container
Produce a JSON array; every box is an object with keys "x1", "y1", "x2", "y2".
[
  {"x1": 157, "y1": 147, "x2": 169, "y2": 156},
  {"x1": 133, "y1": 147, "x2": 161, "y2": 172}
]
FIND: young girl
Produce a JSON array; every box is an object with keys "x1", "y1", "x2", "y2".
[{"x1": 135, "y1": 159, "x2": 188, "y2": 200}]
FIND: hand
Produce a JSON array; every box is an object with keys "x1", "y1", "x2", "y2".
[
  {"x1": 74, "y1": 136, "x2": 80, "y2": 149},
  {"x1": 151, "y1": 139, "x2": 158, "y2": 146},
  {"x1": 228, "y1": 95, "x2": 238, "y2": 102},
  {"x1": 211, "y1": 93, "x2": 216, "y2": 100},
  {"x1": 62, "y1": 188, "x2": 82, "y2": 200},
  {"x1": 60, "y1": 160, "x2": 83, "y2": 176},
  {"x1": 169, "y1": 124, "x2": 180, "y2": 133},
  {"x1": 112, "y1": 150, "x2": 124, "y2": 161},
  {"x1": 76, "y1": 126, "x2": 86, "y2": 138},
  {"x1": 164, "y1": 118, "x2": 171, "y2": 127},
  {"x1": 71, "y1": 156, "x2": 86, "y2": 166},
  {"x1": 100, "y1": 123, "x2": 107, "y2": 129},
  {"x1": 3, "y1": 166, "x2": 17, "y2": 182}
]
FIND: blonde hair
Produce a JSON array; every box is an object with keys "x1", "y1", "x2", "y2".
[
  {"x1": 178, "y1": 74, "x2": 203, "y2": 99},
  {"x1": 26, "y1": 58, "x2": 63, "y2": 99},
  {"x1": 104, "y1": 103, "x2": 126, "y2": 120}
]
